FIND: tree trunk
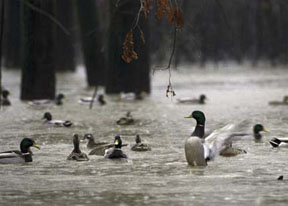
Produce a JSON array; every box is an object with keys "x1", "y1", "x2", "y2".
[
  {"x1": 2, "y1": 0, "x2": 21, "y2": 69},
  {"x1": 54, "y1": 0, "x2": 76, "y2": 72},
  {"x1": 106, "y1": 0, "x2": 150, "y2": 94},
  {"x1": 21, "y1": 0, "x2": 56, "y2": 100},
  {"x1": 0, "y1": 0, "x2": 4, "y2": 105},
  {"x1": 75, "y1": 0, "x2": 106, "y2": 86}
]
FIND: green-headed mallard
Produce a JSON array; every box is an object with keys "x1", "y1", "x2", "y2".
[
  {"x1": 269, "y1": 96, "x2": 288, "y2": 106},
  {"x1": 1, "y1": 90, "x2": 11, "y2": 106},
  {"x1": 79, "y1": 94, "x2": 106, "y2": 106},
  {"x1": 29, "y1": 93, "x2": 65, "y2": 106},
  {"x1": 177, "y1": 94, "x2": 207, "y2": 104},
  {"x1": 104, "y1": 136, "x2": 127, "y2": 159},
  {"x1": 116, "y1": 111, "x2": 134, "y2": 125},
  {"x1": 185, "y1": 110, "x2": 206, "y2": 138},
  {"x1": 42, "y1": 112, "x2": 72, "y2": 127},
  {"x1": 83, "y1": 134, "x2": 108, "y2": 150},
  {"x1": 0, "y1": 138, "x2": 40, "y2": 164},
  {"x1": 253, "y1": 124, "x2": 268, "y2": 140},
  {"x1": 67, "y1": 134, "x2": 89, "y2": 161},
  {"x1": 131, "y1": 135, "x2": 151, "y2": 152}
]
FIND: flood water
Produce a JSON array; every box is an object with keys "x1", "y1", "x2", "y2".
[{"x1": 1, "y1": 64, "x2": 288, "y2": 206}]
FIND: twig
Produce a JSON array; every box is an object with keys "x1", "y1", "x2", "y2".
[
  {"x1": 89, "y1": 86, "x2": 98, "y2": 109},
  {"x1": 131, "y1": 0, "x2": 144, "y2": 30},
  {"x1": 20, "y1": 0, "x2": 70, "y2": 36}
]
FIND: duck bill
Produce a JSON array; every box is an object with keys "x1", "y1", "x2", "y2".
[
  {"x1": 33, "y1": 143, "x2": 40, "y2": 150},
  {"x1": 263, "y1": 128, "x2": 269, "y2": 132},
  {"x1": 114, "y1": 139, "x2": 119, "y2": 146},
  {"x1": 185, "y1": 114, "x2": 193, "y2": 118}
]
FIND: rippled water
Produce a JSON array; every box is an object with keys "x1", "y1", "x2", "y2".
[{"x1": 1, "y1": 64, "x2": 288, "y2": 206}]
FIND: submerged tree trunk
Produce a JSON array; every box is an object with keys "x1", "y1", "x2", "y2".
[
  {"x1": 54, "y1": 0, "x2": 76, "y2": 72},
  {"x1": 21, "y1": 0, "x2": 55, "y2": 100},
  {"x1": 106, "y1": 0, "x2": 150, "y2": 94},
  {"x1": 75, "y1": 0, "x2": 106, "y2": 86},
  {"x1": 3, "y1": 0, "x2": 21, "y2": 69}
]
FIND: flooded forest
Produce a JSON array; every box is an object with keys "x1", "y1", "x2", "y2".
[{"x1": 1, "y1": 0, "x2": 288, "y2": 206}]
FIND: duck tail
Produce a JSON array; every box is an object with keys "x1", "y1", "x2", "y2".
[
  {"x1": 64, "y1": 121, "x2": 73, "y2": 127},
  {"x1": 269, "y1": 137, "x2": 282, "y2": 148}
]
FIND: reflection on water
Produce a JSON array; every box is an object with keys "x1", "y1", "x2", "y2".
[{"x1": 1, "y1": 65, "x2": 288, "y2": 205}]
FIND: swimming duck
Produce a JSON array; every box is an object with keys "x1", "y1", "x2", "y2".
[
  {"x1": 83, "y1": 134, "x2": 109, "y2": 150},
  {"x1": 131, "y1": 135, "x2": 151, "y2": 151},
  {"x1": 116, "y1": 111, "x2": 134, "y2": 125},
  {"x1": 269, "y1": 96, "x2": 288, "y2": 106},
  {"x1": 67, "y1": 134, "x2": 89, "y2": 161},
  {"x1": 79, "y1": 94, "x2": 106, "y2": 105},
  {"x1": 104, "y1": 136, "x2": 127, "y2": 159},
  {"x1": 0, "y1": 138, "x2": 40, "y2": 164},
  {"x1": 29, "y1": 93, "x2": 65, "y2": 106},
  {"x1": 42, "y1": 112, "x2": 72, "y2": 127},
  {"x1": 1, "y1": 90, "x2": 11, "y2": 106},
  {"x1": 253, "y1": 124, "x2": 268, "y2": 141},
  {"x1": 185, "y1": 122, "x2": 241, "y2": 166},
  {"x1": 269, "y1": 137, "x2": 288, "y2": 148},
  {"x1": 219, "y1": 143, "x2": 247, "y2": 157},
  {"x1": 177, "y1": 94, "x2": 207, "y2": 104}
]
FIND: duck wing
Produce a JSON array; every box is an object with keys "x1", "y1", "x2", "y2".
[{"x1": 0, "y1": 150, "x2": 27, "y2": 163}]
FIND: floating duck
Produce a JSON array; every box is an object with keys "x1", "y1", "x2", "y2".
[
  {"x1": 83, "y1": 134, "x2": 109, "y2": 150},
  {"x1": 116, "y1": 111, "x2": 134, "y2": 125},
  {"x1": 219, "y1": 143, "x2": 247, "y2": 157},
  {"x1": 104, "y1": 136, "x2": 127, "y2": 159},
  {"x1": 42, "y1": 112, "x2": 72, "y2": 127},
  {"x1": 1, "y1": 90, "x2": 11, "y2": 106},
  {"x1": 269, "y1": 96, "x2": 288, "y2": 106},
  {"x1": 131, "y1": 135, "x2": 151, "y2": 151},
  {"x1": 0, "y1": 138, "x2": 40, "y2": 164},
  {"x1": 29, "y1": 93, "x2": 65, "y2": 106},
  {"x1": 177, "y1": 94, "x2": 207, "y2": 104},
  {"x1": 89, "y1": 138, "x2": 128, "y2": 156},
  {"x1": 79, "y1": 94, "x2": 106, "y2": 105},
  {"x1": 253, "y1": 124, "x2": 268, "y2": 141},
  {"x1": 269, "y1": 137, "x2": 288, "y2": 148},
  {"x1": 67, "y1": 134, "x2": 89, "y2": 161}
]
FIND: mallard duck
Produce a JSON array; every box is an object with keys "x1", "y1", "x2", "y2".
[
  {"x1": 219, "y1": 143, "x2": 247, "y2": 157},
  {"x1": 1, "y1": 90, "x2": 11, "y2": 106},
  {"x1": 67, "y1": 134, "x2": 89, "y2": 161},
  {"x1": 116, "y1": 111, "x2": 134, "y2": 125},
  {"x1": 269, "y1": 96, "x2": 288, "y2": 106},
  {"x1": 42, "y1": 112, "x2": 72, "y2": 127},
  {"x1": 253, "y1": 124, "x2": 268, "y2": 140},
  {"x1": 104, "y1": 136, "x2": 127, "y2": 159},
  {"x1": 0, "y1": 138, "x2": 40, "y2": 164},
  {"x1": 79, "y1": 94, "x2": 106, "y2": 105},
  {"x1": 83, "y1": 134, "x2": 108, "y2": 150},
  {"x1": 29, "y1": 93, "x2": 65, "y2": 106},
  {"x1": 131, "y1": 135, "x2": 151, "y2": 151},
  {"x1": 177, "y1": 94, "x2": 207, "y2": 104},
  {"x1": 269, "y1": 137, "x2": 288, "y2": 148}
]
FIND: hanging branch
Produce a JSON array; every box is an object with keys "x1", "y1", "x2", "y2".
[{"x1": 89, "y1": 86, "x2": 98, "y2": 109}]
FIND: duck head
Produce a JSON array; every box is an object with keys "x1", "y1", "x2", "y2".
[
  {"x1": 55, "y1": 93, "x2": 65, "y2": 105},
  {"x1": 199, "y1": 94, "x2": 207, "y2": 104},
  {"x1": 135, "y1": 135, "x2": 141, "y2": 144},
  {"x1": 20, "y1": 138, "x2": 40, "y2": 153},
  {"x1": 83, "y1": 134, "x2": 94, "y2": 141},
  {"x1": 185, "y1": 110, "x2": 206, "y2": 125},
  {"x1": 253, "y1": 124, "x2": 268, "y2": 140},
  {"x1": 114, "y1": 136, "x2": 123, "y2": 149},
  {"x1": 43, "y1": 112, "x2": 52, "y2": 121}
]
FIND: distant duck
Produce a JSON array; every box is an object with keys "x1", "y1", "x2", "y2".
[
  {"x1": 67, "y1": 134, "x2": 89, "y2": 161},
  {"x1": 79, "y1": 94, "x2": 106, "y2": 105},
  {"x1": 269, "y1": 137, "x2": 288, "y2": 148},
  {"x1": 269, "y1": 96, "x2": 288, "y2": 106},
  {"x1": 131, "y1": 135, "x2": 151, "y2": 151},
  {"x1": 0, "y1": 138, "x2": 40, "y2": 164},
  {"x1": 104, "y1": 136, "x2": 127, "y2": 159},
  {"x1": 83, "y1": 134, "x2": 108, "y2": 150},
  {"x1": 89, "y1": 137, "x2": 128, "y2": 156},
  {"x1": 116, "y1": 111, "x2": 134, "y2": 125},
  {"x1": 42, "y1": 112, "x2": 72, "y2": 127},
  {"x1": 177, "y1": 94, "x2": 207, "y2": 104},
  {"x1": 1, "y1": 90, "x2": 11, "y2": 106},
  {"x1": 253, "y1": 124, "x2": 268, "y2": 141},
  {"x1": 29, "y1": 93, "x2": 65, "y2": 106}
]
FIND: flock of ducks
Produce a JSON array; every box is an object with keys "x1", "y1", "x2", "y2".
[{"x1": 0, "y1": 90, "x2": 287, "y2": 166}]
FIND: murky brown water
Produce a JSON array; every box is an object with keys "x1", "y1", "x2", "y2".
[{"x1": 1, "y1": 64, "x2": 288, "y2": 206}]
